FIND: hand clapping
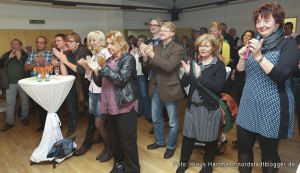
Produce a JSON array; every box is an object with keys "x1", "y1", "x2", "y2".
[
  {"x1": 140, "y1": 43, "x2": 154, "y2": 58},
  {"x1": 52, "y1": 48, "x2": 67, "y2": 64},
  {"x1": 77, "y1": 58, "x2": 88, "y2": 68},
  {"x1": 194, "y1": 63, "x2": 201, "y2": 78},
  {"x1": 96, "y1": 54, "x2": 106, "y2": 67},
  {"x1": 181, "y1": 60, "x2": 190, "y2": 74}
]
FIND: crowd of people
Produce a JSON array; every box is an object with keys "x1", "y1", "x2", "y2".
[{"x1": 0, "y1": 2, "x2": 300, "y2": 173}]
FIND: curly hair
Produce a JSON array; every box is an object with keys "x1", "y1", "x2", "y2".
[{"x1": 253, "y1": 2, "x2": 285, "y2": 27}]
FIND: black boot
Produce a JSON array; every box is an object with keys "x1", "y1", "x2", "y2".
[
  {"x1": 97, "y1": 147, "x2": 113, "y2": 162},
  {"x1": 175, "y1": 162, "x2": 188, "y2": 173},
  {"x1": 262, "y1": 159, "x2": 280, "y2": 173},
  {"x1": 110, "y1": 162, "x2": 125, "y2": 173},
  {"x1": 238, "y1": 154, "x2": 253, "y2": 173},
  {"x1": 199, "y1": 165, "x2": 212, "y2": 173},
  {"x1": 200, "y1": 140, "x2": 218, "y2": 173}
]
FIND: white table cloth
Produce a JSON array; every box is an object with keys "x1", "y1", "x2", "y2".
[{"x1": 18, "y1": 75, "x2": 75, "y2": 163}]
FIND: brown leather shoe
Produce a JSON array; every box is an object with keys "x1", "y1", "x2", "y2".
[
  {"x1": 147, "y1": 143, "x2": 166, "y2": 150},
  {"x1": 1, "y1": 123, "x2": 13, "y2": 132},
  {"x1": 96, "y1": 148, "x2": 113, "y2": 162},
  {"x1": 73, "y1": 145, "x2": 90, "y2": 156}
]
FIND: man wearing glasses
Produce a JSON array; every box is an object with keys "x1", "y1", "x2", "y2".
[
  {"x1": 147, "y1": 17, "x2": 163, "y2": 46},
  {"x1": 141, "y1": 22, "x2": 184, "y2": 159},
  {"x1": 53, "y1": 32, "x2": 92, "y2": 137},
  {"x1": 144, "y1": 17, "x2": 164, "y2": 135},
  {"x1": 25, "y1": 36, "x2": 53, "y2": 132}
]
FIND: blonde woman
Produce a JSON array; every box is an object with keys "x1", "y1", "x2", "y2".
[
  {"x1": 209, "y1": 22, "x2": 231, "y2": 66},
  {"x1": 176, "y1": 34, "x2": 226, "y2": 173},
  {"x1": 76, "y1": 31, "x2": 113, "y2": 162},
  {"x1": 98, "y1": 31, "x2": 140, "y2": 173}
]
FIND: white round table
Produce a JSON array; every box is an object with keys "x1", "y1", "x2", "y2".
[{"x1": 18, "y1": 75, "x2": 75, "y2": 163}]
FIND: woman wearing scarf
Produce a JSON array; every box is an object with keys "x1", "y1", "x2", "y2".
[
  {"x1": 176, "y1": 34, "x2": 226, "y2": 173},
  {"x1": 236, "y1": 2, "x2": 300, "y2": 173}
]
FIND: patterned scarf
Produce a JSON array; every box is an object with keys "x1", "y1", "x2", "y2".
[{"x1": 256, "y1": 26, "x2": 284, "y2": 54}]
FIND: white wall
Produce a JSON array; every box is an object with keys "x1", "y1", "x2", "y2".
[
  {"x1": 123, "y1": 0, "x2": 300, "y2": 38},
  {"x1": 0, "y1": 0, "x2": 299, "y2": 40},
  {"x1": 0, "y1": 3, "x2": 124, "y2": 40}
]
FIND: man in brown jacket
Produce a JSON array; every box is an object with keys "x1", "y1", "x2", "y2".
[{"x1": 141, "y1": 21, "x2": 184, "y2": 159}]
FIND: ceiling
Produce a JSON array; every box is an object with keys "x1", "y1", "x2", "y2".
[
  {"x1": 2, "y1": 0, "x2": 250, "y2": 12},
  {"x1": 126, "y1": 0, "x2": 224, "y2": 9}
]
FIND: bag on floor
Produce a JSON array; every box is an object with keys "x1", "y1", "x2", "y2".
[
  {"x1": 47, "y1": 136, "x2": 76, "y2": 168},
  {"x1": 47, "y1": 136, "x2": 76, "y2": 158}
]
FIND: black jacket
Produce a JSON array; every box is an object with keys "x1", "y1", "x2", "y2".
[
  {"x1": 181, "y1": 59, "x2": 226, "y2": 110},
  {"x1": 99, "y1": 53, "x2": 137, "y2": 106}
]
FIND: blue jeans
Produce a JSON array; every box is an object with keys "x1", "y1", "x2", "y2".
[
  {"x1": 88, "y1": 91, "x2": 106, "y2": 118},
  {"x1": 67, "y1": 82, "x2": 78, "y2": 130},
  {"x1": 151, "y1": 86, "x2": 179, "y2": 150},
  {"x1": 137, "y1": 75, "x2": 151, "y2": 120}
]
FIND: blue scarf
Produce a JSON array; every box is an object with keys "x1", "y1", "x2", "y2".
[{"x1": 256, "y1": 27, "x2": 284, "y2": 54}]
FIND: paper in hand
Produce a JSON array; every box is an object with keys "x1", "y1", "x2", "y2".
[{"x1": 86, "y1": 55, "x2": 99, "y2": 71}]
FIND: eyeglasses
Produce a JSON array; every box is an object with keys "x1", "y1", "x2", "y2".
[
  {"x1": 66, "y1": 40, "x2": 76, "y2": 43},
  {"x1": 149, "y1": 24, "x2": 160, "y2": 27},
  {"x1": 36, "y1": 41, "x2": 46, "y2": 44},
  {"x1": 160, "y1": 30, "x2": 171, "y2": 33}
]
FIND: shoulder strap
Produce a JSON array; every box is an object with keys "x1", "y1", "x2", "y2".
[{"x1": 191, "y1": 60, "x2": 220, "y2": 101}]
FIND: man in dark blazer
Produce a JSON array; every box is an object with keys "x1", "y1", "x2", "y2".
[{"x1": 141, "y1": 21, "x2": 185, "y2": 159}]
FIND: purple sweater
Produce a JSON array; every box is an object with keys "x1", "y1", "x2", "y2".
[{"x1": 100, "y1": 57, "x2": 138, "y2": 115}]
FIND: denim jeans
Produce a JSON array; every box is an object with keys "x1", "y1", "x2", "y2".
[
  {"x1": 151, "y1": 85, "x2": 179, "y2": 150},
  {"x1": 6, "y1": 84, "x2": 29, "y2": 124},
  {"x1": 67, "y1": 82, "x2": 78, "y2": 130},
  {"x1": 136, "y1": 75, "x2": 151, "y2": 120}
]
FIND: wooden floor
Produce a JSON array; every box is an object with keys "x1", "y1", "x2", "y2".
[{"x1": 0, "y1": 99, "x2": 299, "y2": 173}]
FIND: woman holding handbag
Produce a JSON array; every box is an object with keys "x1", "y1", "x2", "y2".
[{"x1": 176, "y1": 34, "x2": 226, "y2": 173}]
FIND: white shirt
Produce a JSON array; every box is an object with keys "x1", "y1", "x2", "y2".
[
  {"x1": 87, "y1": 48, "x2": 111, "y2": 93},
  {"x1": 130, "y1": 47, "x2": 143, "y2": 76}
]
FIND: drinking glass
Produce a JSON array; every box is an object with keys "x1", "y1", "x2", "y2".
[{"x1": 54, "y1": 67, "x2": 59, "y2": 76}]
